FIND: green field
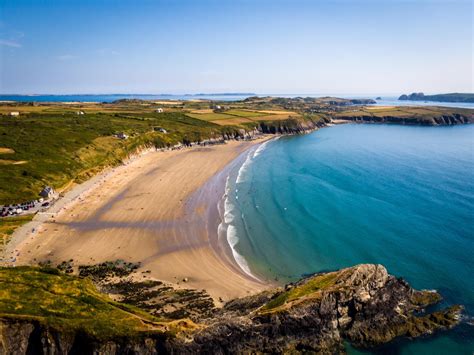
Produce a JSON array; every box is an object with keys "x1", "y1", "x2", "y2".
[
  {"x1": 0, "y1": 111, "x2": 233, "y2": 204},
  {"x1": 185, "y1": 112, "x2": 234, "y2": 121},
  {"x1": 224, "y1": 109, "x2": 266, "y2": 118}
]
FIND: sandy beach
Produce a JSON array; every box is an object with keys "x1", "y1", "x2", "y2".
[{"x1": 8, "y1": 139, "x2": 270, "y2": 301}]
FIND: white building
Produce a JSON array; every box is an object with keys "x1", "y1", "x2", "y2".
[
  {"x1": 156, "y1": 108, "x2": 164, "y2": 113},
  {"x1": 39, "y1": 186, "x2": 55, "y2": 199},
  {"x1": 10, "y1": 112, "x2": 20, "y2": 116}
]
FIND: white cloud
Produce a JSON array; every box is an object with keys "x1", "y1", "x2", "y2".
[{"x1": 0, "y1": 39, "x2": 21, "y2": 48}]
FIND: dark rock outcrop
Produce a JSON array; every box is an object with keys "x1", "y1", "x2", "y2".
[
  {"x1": 399, "y1": 92, "x2": 474, "y2": 103},
  {"x1": 256, "y1": 116, "x2": 330, "y2": 135},
  {"x1": 0, "y1": 264, "x2": 463, "y2": 354},
  {"x1": 399, "y1": 92, "x2": 425, "y2": 101}
]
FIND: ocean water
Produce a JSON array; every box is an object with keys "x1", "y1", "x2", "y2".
[
  {"x1": 223, "y1": 124, "x2": 474, "y2": 353},
  {"x1": 0, "y1": 93, "x2": 253, "y2": 102},
  {"x1": 2, "y1": 94, "x2": 473, "y2": 109}
]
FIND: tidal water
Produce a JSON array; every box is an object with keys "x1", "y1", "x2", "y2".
[{"x1": 223, "y1": 124, "x2": 474, "y2": 354}]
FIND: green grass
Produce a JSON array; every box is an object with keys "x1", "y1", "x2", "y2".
[
  {"x1": 0, "y1": 111, "x2": 233, "y2": 204},
  {"x1": 185, "y1": 112, "x2": 234, "y2": 121},
  {"x1": 224, "y1": 110, "x2": 265, "y2": 118},
  {"x1": 0, "y1": 266, "x2": 161, "y2": 339},
  {"x1": 261, "y1": 273, "x2": 338, "y2": 312}
]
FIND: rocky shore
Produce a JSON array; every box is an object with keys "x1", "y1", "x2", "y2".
[
  {"x1": 0, "y1": 264, "x2": 463, "y2": 354},
  {"x1": 332, "y1": 112, "x2": 473, "y2": 125}
]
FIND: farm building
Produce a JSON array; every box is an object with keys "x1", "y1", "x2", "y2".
[
  {"x1": 39, "y1": 186, "x2": 55, "y2": 199},
  {"x1": 10, "y1": 112, "x2": 20, "y2": 116},
  {"x1": 156, "y1": 108, "x2": 164, "y2": 113}
]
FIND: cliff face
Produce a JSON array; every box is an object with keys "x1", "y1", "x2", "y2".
[
  {"x1": 255, "y1": 116, "x2": 329, "y2": 135},
  {"x1": 334, "y1": 113, "x2": 473, "y2": 125},
  {"x1": 0, "y1": 264, "x2": 463, "y2": 354}
]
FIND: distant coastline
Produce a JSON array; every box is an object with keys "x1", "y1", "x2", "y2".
[
  {"x1": 2, "y1": 93, "x2": 474, "y2": 109},
  {"x1": 0, "y1": 93, "x2": 257, "y2": 103},
  {"x1": 399, "y1": 92, "x2": 474, "y2": 103}
]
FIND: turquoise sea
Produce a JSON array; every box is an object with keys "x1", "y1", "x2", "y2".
[{"x1": 222, "y1": 124, "x2": 474, "y2": 354}]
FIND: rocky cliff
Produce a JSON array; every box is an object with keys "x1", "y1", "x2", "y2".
[
  {"x1": 333, "y1": 112, "x2": 473, "y2": 125},
  {"x1": 254, "y1": 116, "x2": 330, "y2": 135},
  {"x1": 0, "y1": 264, "x2": 463, "y2": 354}
]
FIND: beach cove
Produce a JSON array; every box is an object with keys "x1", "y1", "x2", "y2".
[{"x1": 8, "y1": 137, "x2": 272, "y2": 301}]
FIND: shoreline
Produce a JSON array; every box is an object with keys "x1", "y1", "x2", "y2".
[
  {"x1": 1, "y1": 145, "x2": 160, "y2": 264},
  {"x1": 4, "y1": 136, "x2": 273, "y2": 301}
]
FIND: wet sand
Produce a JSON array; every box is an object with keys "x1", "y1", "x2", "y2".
[{"x1": 10, "y1": 139, "x2": 269, "y2": 301}]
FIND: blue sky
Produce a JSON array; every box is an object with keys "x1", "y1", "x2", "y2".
[{"x1": 0, "y1": 0, "x2": 472, "y2": 94}]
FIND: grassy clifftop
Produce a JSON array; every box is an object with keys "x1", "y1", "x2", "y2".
[
  {"x1": 0, "y1": 110, "x2": 232, "y2": 204},
  {"x1": 0, "y1": 266, "x2": 164, "y2": 339},
  {"x1": 333, "y1": 106, "x2": 474, "y2": 125},
  {"x1": 0, "y1": 264, "x2": 464, "y2": 353}
]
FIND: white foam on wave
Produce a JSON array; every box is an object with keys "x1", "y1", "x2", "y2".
[
  {"x1": 224, "y1": 197, "x2": 235, "y2": 224},
  {"x1": 227, "y1": 224, "x2": 261, "y2": 281},
  {"x1": 218, "y1": 174, "x2": 261, "y2": 282},
  {"x1": 253, "y1": 139, "x2": 271, "y2": 158},
  {"x1": 236, "y1": 150, "x2": 254, "y2": 184},
  {"x1": 237, "y1": 137, "x2": 280, "y2": 184},
  {"x1": 223, "y1": 176, "x2": 235, "y2": 224}
]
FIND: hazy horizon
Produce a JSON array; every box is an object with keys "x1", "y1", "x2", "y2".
[{"x1": 1, "y1": 0, "x2": 473, "y2": 95}]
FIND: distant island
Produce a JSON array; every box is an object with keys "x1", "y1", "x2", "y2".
[{"x1": 399, "y1": 92, "x2": 474, "y2": 103}]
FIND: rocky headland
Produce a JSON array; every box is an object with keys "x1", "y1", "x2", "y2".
[
  {"x1": 399, "y1": 92, "x2": 474, "y2": 103},
  {"x1": 0, "y1": 264, "x2": 463, "y2": 354}
]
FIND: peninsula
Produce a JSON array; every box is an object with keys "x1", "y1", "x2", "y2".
[{"x1": 399, "y1": 92, "x2": 474, "y2": 103}]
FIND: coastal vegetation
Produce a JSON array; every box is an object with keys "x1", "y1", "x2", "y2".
[
  {"x1": 0, "y1": 99, "x2": 472, "y2": 205},
  {"x1": 0, "y1": 109, "x2": 232, "y2": 204},
  {"x1": 0, "y1": 266, "x2": 164, "y2": 339},
  {"x1": 0, "y1": 264, "x2": 463, "y2": 353},
  {"x1": 332, "y1": 105, "x2": 474, "y2": 125}
]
